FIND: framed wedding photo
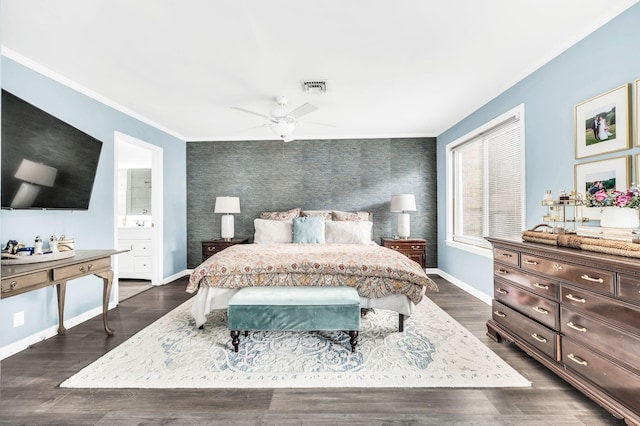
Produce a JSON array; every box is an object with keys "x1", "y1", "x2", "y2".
[
  {"x1": 575, "y1": 155, "x2": 630, "y2": 220},
  {"x1": 574, "y1": 84, "x2": 631, "y2": 159}
]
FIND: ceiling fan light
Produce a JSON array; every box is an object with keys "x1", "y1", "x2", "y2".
[{"x1": 270, "y1": 121, "x2": 296, "y2": 139}]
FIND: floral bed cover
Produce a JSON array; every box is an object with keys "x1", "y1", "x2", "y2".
[{"x1": 187, "y1": 243, "x2": 438, "y2": 304}]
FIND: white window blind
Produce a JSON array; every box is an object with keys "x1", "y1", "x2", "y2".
[{"x1": 449, "y1": 110, "x2": 524, "y2": 249}]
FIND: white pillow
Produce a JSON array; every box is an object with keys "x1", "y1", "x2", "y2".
[
  {"x1": 253, "y1": 218, "x2": 293, "y2": 244},
  {"x1": 325, "y1": 220, "x2": 373, "y2": 244}
]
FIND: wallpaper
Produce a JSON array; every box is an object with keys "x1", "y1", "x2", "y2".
[{"x1": 186, "y1": 137, "x2": 436, "y2": 268}]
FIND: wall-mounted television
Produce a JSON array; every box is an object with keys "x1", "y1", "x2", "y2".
[{"x1": 1, "y1": 90, "x2": 103, "y2": 210}]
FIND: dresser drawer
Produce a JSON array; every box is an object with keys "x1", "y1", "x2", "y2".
[
  {"x1": 493, "y1": 265, "x2": 558, "y2": 300},
  {"x1": 494, "y1": 280, "x2": 559, "y2": 330},
  {"x1": 133, "y1": 241, "x2": 152, "y2": 257},
  {"x1": 562, "y1": 284, "x2": 640, "y2": 336},
  {"x1": 134, "y1": 257, "x2": 152, "y2": 272},
  {"x1": 493, "y1": 300, "x2": 559, "y2": 360},
  {"x1": 521, "y1": 254, "x2": 614, "y2": 294},
  {"x1": 494, "y1": 248, "x2": 519, "y2": 266},
  {"x1": 53, "y1": 257, "x2": 111, "y2": 281},
  {"x1": 562, "y1": 337, "x2": 640, "y2": 413},
  {"x1": 561, "y1": 306, "x2": 640, "y2": 374},
  {"x1": 618, "y1": 274, "x2": 640, "y2": 306},
  {"x1": 1, "y1": 271, "x2": 49, "y2": 297}
]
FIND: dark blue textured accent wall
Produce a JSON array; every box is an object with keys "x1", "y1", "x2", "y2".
[{"x1": 187, "y1": 137, "x2": 437, "y2": 268}]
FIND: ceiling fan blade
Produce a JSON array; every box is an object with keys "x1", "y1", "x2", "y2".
[
  {"x1": 288, "y1": 102, "x2": 318, "y2": 119},
  {"x1": 231, "y1": 106, "x2": 274, "y2": 121}
]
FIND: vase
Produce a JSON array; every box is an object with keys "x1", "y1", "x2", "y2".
[{"x1": 599, "y1": 207, "x2": 640, "y2": 229}]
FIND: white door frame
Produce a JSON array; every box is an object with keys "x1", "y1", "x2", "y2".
[{"x1": 114, "y1": 131, "x2": 164, "y2": 288}]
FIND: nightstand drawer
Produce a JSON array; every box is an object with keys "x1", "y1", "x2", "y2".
[
  {"x1": 201, "y1": 238, "x2": 249, "y2": 262},
  {"x1": 380, "y1": 238, "x2": 426, "y2": 268}
]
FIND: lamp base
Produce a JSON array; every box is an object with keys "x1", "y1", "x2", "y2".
[
  {"x1": 221, "y1": 214, "x2": 235, "y2": 240},
  {"x1": 397, "y1": 213, "x2": 410, "y2": 239}
]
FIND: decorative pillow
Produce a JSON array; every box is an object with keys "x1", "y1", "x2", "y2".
[
  {"x1": 260, "y1": 208, "x2": 301, "y2": 221},
  {"x1": 292, "y1": 217, "x2": 326, "y2": 244},
  {"x1": 332, "y1": 210, "x2": 371, "y2": 222},
  {"x1": 325, "y1": 221, "x2": 373, "y2": 244},
  {"x1": 253, "y1": 219, "x2": 293, "y2": 244},
  {"x1": 300, "y1": 210, "x2": 333, "y2": 221}
]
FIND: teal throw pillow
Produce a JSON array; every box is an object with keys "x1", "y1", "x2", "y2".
[{"x1": 292, "y1": 216, "x2": 326, "y2": 244}]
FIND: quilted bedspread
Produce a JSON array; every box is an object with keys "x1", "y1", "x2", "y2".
[{"x1": 186, "y1": 243, "x2": 438, "y2": 304}]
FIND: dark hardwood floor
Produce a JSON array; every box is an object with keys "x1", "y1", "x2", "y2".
[{"x1": 0, "y1": 275, "x2": 626, "y2": 425}]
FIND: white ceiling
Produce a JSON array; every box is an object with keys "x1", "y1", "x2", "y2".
[{"x1": 2, "y1": 0, "x2": 638, "y2": 142}]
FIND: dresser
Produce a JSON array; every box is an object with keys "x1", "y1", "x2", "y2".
[
  {"x1": 486, "y1": 237, "x2": 640, "y2": 426},
  {"x1": 380, "y1": 237, "x2": 426, "y2": 268},
  {"x1": 201, "y1": 238, "x2": 250, "y2": 262}
]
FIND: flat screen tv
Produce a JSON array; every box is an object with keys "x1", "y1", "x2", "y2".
[{"x1": 1, "y1": 90, "x2": 103, "y2": 210}]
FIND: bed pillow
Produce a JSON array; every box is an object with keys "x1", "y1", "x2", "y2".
[
  {"x1": 332, "y1": 210, "x2": 371, "y2": 221},
  {"x1": 300, "y1": 210, "x2": 333, "y2": 221},
  {"x1": 325, "y1": 220, "x2": 373, "y2": 244},
  {"x1": 260, "y1": 207, "x2": 301, "y2": 221},
  {"x1": 253, "y1": 219, "x2": 293, "y2": 244},
  {"x1": 292, "y1": 217, "x2": 326, "y2": 244}
]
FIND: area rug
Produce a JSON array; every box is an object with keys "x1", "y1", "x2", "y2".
[{"x1": 60, "y1": 296, "x2": 530, "y2": 389}]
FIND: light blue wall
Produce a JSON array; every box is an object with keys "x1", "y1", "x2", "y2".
[
  {"x1": 437, "y1": 4, "x2": 640, "y2": 297},
  {"x1": 0, "y1": 57, "x2": 187, "y2": 349}
]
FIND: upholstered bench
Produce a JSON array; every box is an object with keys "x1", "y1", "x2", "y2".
[{"x1": 227, "y1": 286, "x2": 360, "y2": 353}]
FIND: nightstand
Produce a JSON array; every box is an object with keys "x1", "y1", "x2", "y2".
[
  {"x1": 201, "y1": 238, "x2": 250, "y2": 262},
  {"x1": 380, "y1": 237, "x2": 426, "y2": 268}
]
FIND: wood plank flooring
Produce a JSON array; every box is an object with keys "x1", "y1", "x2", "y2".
[{"x1": 0, "y1": 275, "x2": 626, "y2": 425}]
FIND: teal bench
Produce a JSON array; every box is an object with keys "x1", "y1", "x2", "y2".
[{"x1": 227, "y1": 286, "x2": 361, "y2": 353}]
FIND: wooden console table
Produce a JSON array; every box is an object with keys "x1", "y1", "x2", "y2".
[{"x1": 1, "y1": 250, "x2": 124, "y2": 336}]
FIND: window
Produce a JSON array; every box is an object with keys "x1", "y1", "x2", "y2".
[{"x1": 446, "y1": 105, "x2": 525, "y2": 250}]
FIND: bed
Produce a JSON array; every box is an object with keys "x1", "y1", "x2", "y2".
[{"x1": 187, "y1": 209, "x2": 438, "y2": 329}]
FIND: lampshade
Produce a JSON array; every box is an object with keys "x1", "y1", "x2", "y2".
[
  {"x1": 390, "y1": 194, "x2": 416, "y2": 212},
  {"x1": 214, "y1": 196, "x2": 240, "y2": 214},
  {"x1": 15, "y1": 158, "x2": 57, "y2": 187}
]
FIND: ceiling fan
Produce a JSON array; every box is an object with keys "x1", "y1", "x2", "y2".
[{"x1": 232, "y1": 96, "x2": 319, "y2": 142}]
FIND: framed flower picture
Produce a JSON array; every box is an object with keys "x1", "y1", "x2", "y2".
[
  {"x1": 574, "y1": 84, "x2": 631, "y2": 159},
  {"x1": 575, "y1": 155, "x2": 630, "y2": 220}
]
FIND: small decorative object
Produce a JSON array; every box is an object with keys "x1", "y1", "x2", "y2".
[
  {"x1": 57, "y1": 235, "x2": 75, "y2": 251},
  {"x1": 49, "y1": 235, "x2": 59, "y2": 253},
  {"x1": 214, "y1": 196, "x2": 241, "y2": 241},
  {"x1": 390, "y1": 194, "x2": 416, "y2": 239},
  {"x1": 34, "y1": 236, "x2": 43, "y2": 255},
  {"x1": 587, "y1": 185, "x2": 640, "y2": 229},
  {"x1": 574, "y1": 84, "x2": 631, "y2": 159}
]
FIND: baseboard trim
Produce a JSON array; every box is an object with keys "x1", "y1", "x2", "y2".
[
  {"x1": 159, "y1": 269, "x2": 190, "y2": 285},
  {"x1": 0, "y1": 301, "x2": 117, "y2": 361},
  {"x1": 431, "y1": 268, "x2": 492, "y2": 305}
]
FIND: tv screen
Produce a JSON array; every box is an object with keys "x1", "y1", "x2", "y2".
[{"x1": 1, "y1": 90, "x2": 103, "y2": 210}]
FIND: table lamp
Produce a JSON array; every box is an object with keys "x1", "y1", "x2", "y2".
[
  {"x1": 214, "y1": 196, "x2": 241, "y2": 241},
  {"x1": 390, "y1": 194, "x2": 416, "y2": 239}
]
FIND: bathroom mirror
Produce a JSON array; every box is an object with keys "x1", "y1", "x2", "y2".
[{"x1": 122, "y1": 168, "x2": 152, "y2": 215}]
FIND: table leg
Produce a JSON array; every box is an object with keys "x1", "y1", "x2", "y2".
[
  {"x1": 56, "y1": 282, "x2": 67, "y2": 335},
  {"x1": 95, "y1": 269, "x2": 114, "y2": 335}
]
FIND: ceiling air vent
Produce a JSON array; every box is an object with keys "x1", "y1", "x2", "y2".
[{"x1": 301, "y1": 80, "x2": 327, "y2": 94}]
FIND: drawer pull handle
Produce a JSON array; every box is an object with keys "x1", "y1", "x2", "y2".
[
  {"x1": 566, "y1": 294, "x2": 586, "y2": 303},
  {"x1": 496, "y1": 269, "x2": 509, "y2": 275},
  {"x1": 567, "y1": 353, "x2": 588, "y2": 366},
  {"x1": 533, "y1": 306, "x2": 549, "y2": 315},
  {"x1": 208, "y1": 247, "x2": 216, "y2": 251},
  {"x1": 78, "y1": 264, "x2": 93, "y2": 273},
  {"x1": 493, "y1": 310, "x2": 506, "y2": 318},
  {"x1": 531, "y1": 333, "x2": 547, "y2": 343},
  {"x1": 533, "y1": 282, "x2": 549, "y2": 290},
  {"x1": 524, "y1": 259, "x2": 539, "y2": 265},
  {"x1": 2, "y1": 281, "x2": 18, "y2": 293},
  {"x1": 495, "y1": 288, "x2": 508, "y2": 294},
  {"x1": 567, "y1": 322, "x2": 587, "y2": 333},
  {"x1": 553, "y1": 263, "x2": 563, "y2": 271},
  {"x1": 411, "y1": 246, "x2": 422, "y2": 250},
  {"x1": 580, "y1": 274, "x2": 604, "y2": 283},
  {"x1": 500, "y1": 253, "x2": 513, "y2": 258}
]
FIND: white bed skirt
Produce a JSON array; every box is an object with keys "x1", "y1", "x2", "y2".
[{"x1": 190, "y1": 286, "x2": 417, "y2": 328}]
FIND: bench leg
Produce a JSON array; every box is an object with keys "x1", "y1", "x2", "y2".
[
  {"x1": 399, "y1": 313, "x2": 405, "y2": 332},
  {"x1": 348, "y1": 330, "x2": 358, "y2": 352},
  {"x1": 230, "y1": 330, "x2": 240, "y2": 352}
]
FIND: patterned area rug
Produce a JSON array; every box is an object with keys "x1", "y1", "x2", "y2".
[{"x1": 61, "y1": 296, "x2": 530, "y2": 388}]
